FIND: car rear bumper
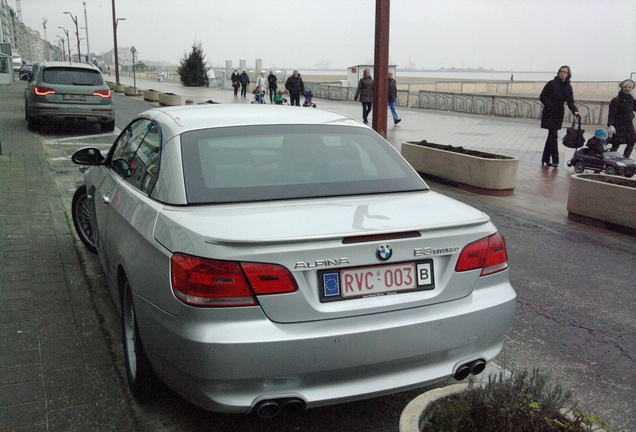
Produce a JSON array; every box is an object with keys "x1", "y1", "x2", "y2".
[
  {"x1": 29, "y1": 102, "x2": 114, "y2": 122},
  {"x1": 136, "y1": 276, "x2": 516, "y2": 413}
]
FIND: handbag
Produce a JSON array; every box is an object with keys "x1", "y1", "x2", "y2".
[{"x1": 562, "y1": 117, "x2": 585, "y2": 149}]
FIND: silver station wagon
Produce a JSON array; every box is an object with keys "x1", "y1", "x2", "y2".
[
  {"x1": 25, "y1": 61, "x2": 114, "y2": 132},
  {"x1": 71, "y1": 104, "x2": 516, "y2": 417}
]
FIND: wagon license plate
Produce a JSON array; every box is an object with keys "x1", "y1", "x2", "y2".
[
  {"x1": 63, "y1": 94, "x2": 86, "y2": 101},
  {"x1": 323, "y1": 261, "x2": 433, "y2": 300}
]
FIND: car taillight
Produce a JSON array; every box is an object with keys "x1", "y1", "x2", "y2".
[
  {"x1": 93, "y1": 89, "x2": 111, "y2": 98},
  {"x1": 455, "y1": 232, "x2": 509, "y2": 276},
  {"x1": 170, "y1": 254, "x2": 298, "y2": 307},
  {"x1": 34, "y1": 86, "x2": 56, "y2": 96}
]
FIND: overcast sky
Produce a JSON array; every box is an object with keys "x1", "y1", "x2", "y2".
[{"x1": 15, "y1": 0, "x2": 636, "y2": 80}]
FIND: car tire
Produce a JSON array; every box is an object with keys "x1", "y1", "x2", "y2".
[
  {"x1": 573, "y1": 160, "x2": 585, "y2": 174},
  {"x1": 27, "y1": 115, "x2": 38, "y2": 131},
  {"x1": 604, "y1": 165, "x2": 616, "y2": 176},
  {"x1": 102, "y1": 119, "x2": 115, "y2": 132},
  {"x1": 71, "y1": 185, "x2": 97, "y2": 254},
  {"x1": 122, "y1": 277, "x2": 157, "y2": 399},
  {"x1": 625, "y1": 173, "x2": 634, "y2": 178}
]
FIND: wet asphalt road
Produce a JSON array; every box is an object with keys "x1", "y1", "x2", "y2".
[{"x1": 29, "y1": 90, "x2": 636, "y2": 432}]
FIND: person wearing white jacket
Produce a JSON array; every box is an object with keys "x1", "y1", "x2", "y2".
[{"x1": 255, "y1": 72, "x2": 267, "y2": 103}]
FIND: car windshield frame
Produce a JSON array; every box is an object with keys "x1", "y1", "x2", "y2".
[{"x1": 180, "y1": 124, "x2": 428, "y2": 204}]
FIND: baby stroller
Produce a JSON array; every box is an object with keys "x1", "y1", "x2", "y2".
[
  {"x1": 251, "y1": 86, "x2": 266, "y2": 104},
  {"x1": 303, "y1": 88, "x2": 316, "y2": 108},
  {"x1": 567, "y1": 128, "x2": 636, "y2": 177}
]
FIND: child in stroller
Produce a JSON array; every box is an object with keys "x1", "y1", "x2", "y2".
[
  {"x1": 303, "y1": 87, "x2": 316, "y2": 108},
  {"x1": 252, "y1": 86, "x2": 266, "y2": 104}
]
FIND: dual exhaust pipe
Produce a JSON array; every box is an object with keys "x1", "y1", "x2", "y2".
[
  {"x1": 253, "y1": 397, "x2": 306, "y2": 418},
  {"x1": 253, "y1": 361, "x2": 486, "y2": 417},
  {"x1": 453, "y1": 359, "x2": 487, "y2": 381}
]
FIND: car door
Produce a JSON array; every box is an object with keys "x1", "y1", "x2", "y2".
[{"x1": 92, "y1": 119, "x2": 163, "y2": 286}]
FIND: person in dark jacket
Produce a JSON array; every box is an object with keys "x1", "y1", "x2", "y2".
[
  {"x1": 238, "y1": 70, "x2": 250, "y2": 98},
  {"x1": 267, "y1": 71, "x2": 278, "y2": 103},
  {"x1": 388, "y1": 72, "x2": 401, "y2": 125},
  {"x1": 285, "y1": 70, "x2": 304, "y2": 106},
  {"x1": 607, "y1": 79, "x2": 635, "y2": 158},
  {"x1": 231, "y1": 69, "x2": 240, "y2": 98},
  {"x1": 354, "y1": 69, "x2": 373, "y2": 124},
  {"x1": 539, "y1": 65, "x2": 579, "y2": 167}
]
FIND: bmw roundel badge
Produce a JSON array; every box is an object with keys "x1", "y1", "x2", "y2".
[{"x1": 376, "y1": 244, "x2": 392, "y2": 261}]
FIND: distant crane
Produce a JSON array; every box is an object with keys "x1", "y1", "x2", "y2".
[{"x1": 42, "y1": 18, "x2": 48, "y2": 42}]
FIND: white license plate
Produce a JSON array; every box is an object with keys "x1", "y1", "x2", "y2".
[
  {"x1": 322, "y1": 261, "x2": 434, "y2": 300},
  {"x1": 63, "y1": 94, "x2": 86, "y2": 101}
]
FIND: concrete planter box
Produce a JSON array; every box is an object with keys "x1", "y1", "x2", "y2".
[
  {"x1": 106, "y1": 81, "x2": 115, "y2": 89},
  {"x1": 158, "y1": 92, "x2": 181, "y2": 106},
  {"x1": 144, "y1": 89, "x2": 159, "y2": 102},
  {"x1": 401, "y1": 141, "x2": 519, "y2": 195},
  {"x1": 113, "y1": 83, "x2": 125, "y2": 93},
  {"x1": 124, "y1": 86, "x2": 136, "y2": 96},
  {"x1": 400, "y1": 384, "x2": 468, "y2": 432},
  {"x1": 567, "y1": 174, "x2": 636, "y2": 230}
]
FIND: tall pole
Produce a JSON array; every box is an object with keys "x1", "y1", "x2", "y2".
[
  {"x1": 64, "y1": 12, "x2": 81, "y2": 62},
  {"x1": 131, "y1": 46, "x2": 137, "y2": 95},
  {"x1": 58, "y1": 27, "x2": 71, "y2": 62},
  {"x1": 112, "y1": 0, "x2": 120, "y2": 84},
  {"x1": 83, "y1": 2, "x2": 90, "y2": 63},
  {"x1": 372, "y1": 0, "x2": 390, "y2": 138}
]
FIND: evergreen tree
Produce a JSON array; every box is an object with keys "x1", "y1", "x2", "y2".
[{"x1": 177, "y1": 42, "x2": 210, "y2": 87}]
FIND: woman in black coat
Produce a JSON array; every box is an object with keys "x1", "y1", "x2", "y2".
[
  {"x1": 539, "y1": 66, "x2": 579, "y2": 167},
  {"x1": 354, "y1": 69, "x2": 374, "y2": 124},
  {"x1": 230, "y1": 69, "x2": 240, "y2": 98},
  {"x1": 607, "y1": 79, "x2": 635, "y2": 158}
]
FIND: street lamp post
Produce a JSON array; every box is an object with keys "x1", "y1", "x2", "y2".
[
  {"x1": 58, "y1": 27, "x2": 71, "y2": 63},
  {"x1": 56, "y1": 36, "x2": 66, "y2": 61},
  {"x1": 63, "y1": 12, "x2": 81, "y2": 62},
  {"x1": 111, "y1": 0, "x2": 126, "y2": 85},
  {"x1": 131, "y1": 46, "x2": 137, "y2": 95},
  {"x1": 83, "y1": 2, "x2": 90, "y2": 63}
]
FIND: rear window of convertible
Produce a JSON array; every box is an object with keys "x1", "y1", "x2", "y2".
[{"x1": 180, "y1": 124, "x2": 427, "y2": 204}]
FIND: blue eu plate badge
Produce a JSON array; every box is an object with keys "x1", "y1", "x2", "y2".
[{"x1": 323, "y1": 273, "x2": 340, "y2": 297}]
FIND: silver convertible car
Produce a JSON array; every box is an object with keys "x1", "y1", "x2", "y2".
[{"x1": 71, "y1": 104, "x2": 515, "y2": 417}]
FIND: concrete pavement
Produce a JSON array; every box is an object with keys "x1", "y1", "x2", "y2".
[{"x1": 0, "y1": 76, "x2": 621, "y2": 431}]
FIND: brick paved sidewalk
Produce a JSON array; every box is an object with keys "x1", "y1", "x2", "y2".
[{"x1": 0, "y1": 83, "x2": 136, "y2": 431}]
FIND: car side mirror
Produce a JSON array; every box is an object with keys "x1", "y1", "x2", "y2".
[{"x1": 72, "y1": 147, "x2": 106, "y2": 166}]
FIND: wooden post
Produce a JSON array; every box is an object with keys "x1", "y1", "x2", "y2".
[{"x1": 372, "y1": 0, "x2": 390, "y2": 138}]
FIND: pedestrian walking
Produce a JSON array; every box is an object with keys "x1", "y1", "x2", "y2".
[
  {"x1": 267, "y1": 70, "x2": 278, "y2": 103},
  {"x1": 388, "y1": 72, "x2": 401, "y2": 125},
  {"x1": 354, "y1": 69, "x2": 373, "y2": 124},
  {"x1": 255, "y1": 72, "x2": 267, "y2": 103},
  {"x1": 607, "y1": 79, "x2": 635, "y2": 158},
  {"x1": 539, "y1": 65, "x2": 579, "y2": 167},
  {"x1": 231, "y1": 69, "x2": 240, "y2": 98},
  {"x1": 285, "y1": 70, "x2": 305, "y2": 106},
  {"x1": 239, "y1": 70, "x2": 250, "y2": 98}
]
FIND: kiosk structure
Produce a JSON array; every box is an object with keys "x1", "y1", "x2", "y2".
[{"x1": 0, "y1": 52, "x2": 14, "y2": 85}]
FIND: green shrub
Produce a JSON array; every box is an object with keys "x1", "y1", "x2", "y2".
[{"x1": 422, "y1": 369, "x2": 609, "y2": 432}]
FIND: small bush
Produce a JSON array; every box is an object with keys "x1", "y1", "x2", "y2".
[{"x1": 422, "y1": 369, "x2": 608, "y2": 432}]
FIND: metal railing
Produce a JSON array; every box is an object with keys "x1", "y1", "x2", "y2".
[{"x1": 307, "y1": 82, "x2": 610, "y2": 125}]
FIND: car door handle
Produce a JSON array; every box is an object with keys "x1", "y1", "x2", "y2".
[{"x1": 101, "y1": 194, "x2": 110, "y2": 205}]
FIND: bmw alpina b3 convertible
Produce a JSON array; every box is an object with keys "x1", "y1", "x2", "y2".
[{"x1": 71, "y1": 104, "x2": 515, "y2": 417}]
